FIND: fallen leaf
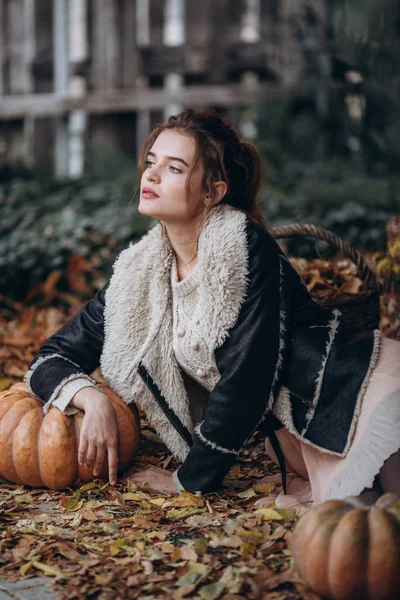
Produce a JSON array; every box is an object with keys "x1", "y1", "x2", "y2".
[
  {"x1": 19, "y1": 562, "x2": 33, "y2": 576},
  {"x1": 239, "y1": 542, "x2": 255, "y2": 559},
  {"x1": 164, "y1": 491, "x2": 204, "y2": 509},
  {"x1": 167, "y1": 507, "x2": 204, "y2": 521},
  {"x1": 236, "y1": 529, "x2": 265, "y2": 546},
  {"x1": 209, "y1": 535, "x2": 242, "y2": 549},
  {"x1": 79, "y1": 481, "x2": 98, "y2": 493},
  {"x1": 198, "y1": 581, "x2": 225, "y2": 600},
  {"x1": 109, "y1": 537, "x2": 132, "y2": 556},
  {"x1": 62, "y1": 498, "x2": 84, "y2": 511},
  {"x1": 79, "y1": 507, "x2": 98, "y2": 521},
  {"x1": 32, "y1": 561, "x2": 66, "y2": 578},
  {"x1": 148, "y1": 497, "x2": 165, "y2": 507},
  {"x1": 194, "y1": 537, "x2": 208, "y2": 556},
  {"x1": 253, "y1": 482, "x2": 276, "y2": 495},
  {"x1": 180, "y1": 545, "x2": 198, "y2": 561},
  {"x1": 236, "y1": 488, "x2": 257, "y2": 499},
  {"x1": 95, "y1": 572, "x2": 114, "y2": 586},
  {"x1": 253, "y1": 508, "x2": 284, "y2": 521},
  {"x1": 185, "y1": 514, "x2": 216, "y2": 528},
  {"x1": 85, "y1": 500, "x2": 106, "y2": 509},
  {"x1": 15, "y1": 493, "x2": 33, "y2": 504},
  {"x1": 175, "y1": 562, "x2": 209, "y2": 587}
]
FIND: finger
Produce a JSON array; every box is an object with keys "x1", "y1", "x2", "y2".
[
  {"x1": 107, "y1": 442, "x2": 119, "y2": 486},
  {"x1": 78, "y1": 433, "x2": 88, "y2": 466},
  {"x1": 93, "y1": 444, "x2": 106, "y2": 476},
  {"x1": 85, "y1": 441, "x2": 97, "y2": 469}
]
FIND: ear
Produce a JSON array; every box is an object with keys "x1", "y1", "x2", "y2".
[{"x1": 207, "y1": 181, "x2": 228, "y2": 206}]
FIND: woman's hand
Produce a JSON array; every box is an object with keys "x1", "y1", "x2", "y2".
[
  {"x1": 70, "y1": 388, "x2": 119, "y2": 486},
  {"x1": 129, "y1": 466, "x2": 178, "y2": 494}
]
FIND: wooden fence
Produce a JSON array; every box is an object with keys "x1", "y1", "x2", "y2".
[{"x1": 0, "y1": 0, "x2": 327, "y2": 177}]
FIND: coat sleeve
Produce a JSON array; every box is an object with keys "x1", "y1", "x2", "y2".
[
  {"x1": 24, "y1": 284, "x2": 108, "y2": 412},
  {"x1": 175, "y1": 227, "x2": 286, "y2": 493}
]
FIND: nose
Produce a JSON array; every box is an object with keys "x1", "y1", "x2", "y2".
[{"x1": 145, "y1": 165, "x2": 161, "y2": 183}]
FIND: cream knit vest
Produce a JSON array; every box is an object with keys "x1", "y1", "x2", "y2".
[{"x1": 171, "y1": 257, "x2": 213, "y2": 425}]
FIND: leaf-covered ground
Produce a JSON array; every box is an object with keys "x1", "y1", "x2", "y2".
[{"x1": 0, "y1": 432, "x2": 319, "y2": 600}]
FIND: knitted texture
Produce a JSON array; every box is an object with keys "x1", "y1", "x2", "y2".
[
  {"x1": 52, "y1": 377, "x2": 99, "y2": 415},
  {"x1": 171, "y1": 257, "x2": 219, "y2": 393}
]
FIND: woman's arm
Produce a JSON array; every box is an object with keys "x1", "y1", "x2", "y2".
[
  {"x1": 175, "y1": 225, "x2": 290, "y2": 493},
  {"x1": 25, "y1": 283, "x2": 108, "y2": 412},
  {"x1": 24, "y1": 283, "x2": 121, "y2": 485}
]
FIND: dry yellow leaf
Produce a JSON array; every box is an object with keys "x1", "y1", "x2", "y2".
[
  {"x1": 237, "y1": 488, "x2": 257, "y2": 499},
  {"x1": 253, "y1": 482, "x2": 276, "y2": 494},
  {"x1": 79, "y1": 481, "x2": 98, "y2": 493},
  {"x1": 240, "y1": 542, "x2": 256, "y2": 559},
  {"x1": 19, "y1": 562, "x2": 33, "y2": 576},
  {"x1": 122, "y1": 491, "x2": 151, "y2": 501},
  {"x1": 32, "y1": 561, "x2": 65, "y2": 578},
  {"x1": 109, "y1": 537, "x2": 131, "y2": 556},
  {"x1": 62, "y1": 498, "x2": 84, "y2": 511},
  {"x1": 194, "y1": 537, "x2": 208, "y2": 556},
  {"x1": 15, "y1": 493, "x2": 33, "y2": 504},
  {"x1": 167, "y1": 507, "x2": 204, "y2": 521},
  {"x1": 254, "y1": 508, "x2": 284, "y2": 521},
  {"x1": 163, "y1": 491, "x2": 204, "y2": 509},
  {"x1": 79, "y1": 507, "x2": 98, "y2": 521},
  {"x1": 237, "y1": 529, "x2": 265, "y2": 545},
  {"x1": 175, "y1": 561, "x2": 209, "y2": 587},
  {"x1": 148, "y1": 497, "x2": 165, "y2": 507}
]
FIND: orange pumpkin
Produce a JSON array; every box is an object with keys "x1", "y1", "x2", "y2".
[
  {"x1": 291, "y1": 494, "x2": 400, "y2": 600},
  {"x1": 0, "y1": 383, "x2": 140, "y2": 490}
]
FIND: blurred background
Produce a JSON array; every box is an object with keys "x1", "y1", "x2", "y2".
[{"x1": 0, "y1": 0, "x2": 399, "y2": 303}]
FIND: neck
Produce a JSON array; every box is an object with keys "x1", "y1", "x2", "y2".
[{"x1": 163, "y1": 213, "x2": 204, "y2": 268}]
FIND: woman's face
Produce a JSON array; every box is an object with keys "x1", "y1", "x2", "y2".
[{"x1": 139, "y1": 130, "x2": 206, "y2": 225}]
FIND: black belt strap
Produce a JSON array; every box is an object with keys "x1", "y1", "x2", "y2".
[
  {"x1": 268, "y1": 430, "x2": 287, "y2": 495},
  {"x1": 138, "y1": 363, "x2": 194, "y2": 448}
]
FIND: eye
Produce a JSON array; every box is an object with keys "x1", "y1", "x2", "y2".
[
  {"x1": 144, "y1": 160, "x2": 154, "y2": 169},
  {"x1": 169, "y1": 165, "x2": 182, "y2": 174}
]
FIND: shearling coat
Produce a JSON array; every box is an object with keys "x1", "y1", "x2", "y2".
[{"x1": 25, "y1": 204, "x2": 381, "y2": 493}]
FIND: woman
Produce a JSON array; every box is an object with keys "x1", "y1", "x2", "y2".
[{"x1": 24, "y1": 109, "x2": 400, "y2": 506}]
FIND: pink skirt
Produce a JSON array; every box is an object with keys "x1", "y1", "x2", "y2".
[{"x1": 263, "y1": 335, "x2": 400, "y2": 509}]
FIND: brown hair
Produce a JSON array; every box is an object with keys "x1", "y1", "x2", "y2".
[{"x1": 138, "y1": 108, "x2": 267, "y2": 229}]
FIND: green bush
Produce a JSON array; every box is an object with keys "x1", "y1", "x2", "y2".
[
  {"x1": 254, "y1": 97, "x2": 399, "y2": 255},
  {"x1": 261, "y1": 162, "x2": 398, "y2": 251},
  {"x1": 0, "y1": 162, "x2": 151, "y2": 299}
]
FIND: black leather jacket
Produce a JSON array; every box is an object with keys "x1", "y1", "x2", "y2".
[{"x1": 26, "y1": 208, "x2": 379, "y2": 494}]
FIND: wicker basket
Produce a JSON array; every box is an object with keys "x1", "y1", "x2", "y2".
[{"x1": 269, "y1": 224, "x2": 383, "y2": 331}]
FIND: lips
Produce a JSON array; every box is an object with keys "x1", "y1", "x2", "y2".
[{"x1": 142, "y1": 187, "x2": 160, "y2": 199}]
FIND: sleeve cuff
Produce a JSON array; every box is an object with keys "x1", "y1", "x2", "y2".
[
  {"x1": 51, "y1": 377, "x2": 99, "y2": 415},
  {"x1": 172, "y1": 469, "x2": 185, "y2": 492}
]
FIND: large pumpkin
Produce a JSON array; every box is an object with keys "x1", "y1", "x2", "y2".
[
  {"x1": 291, "y1": 493, "x2": 400, "y2": 600},
  {"x1": 0, "y1": 383, "x2": 140, "y2": 490}
]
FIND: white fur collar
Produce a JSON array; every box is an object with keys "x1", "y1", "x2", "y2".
[{"x1": 100, "y1": 204, "x2": 248, "y2": 460}]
